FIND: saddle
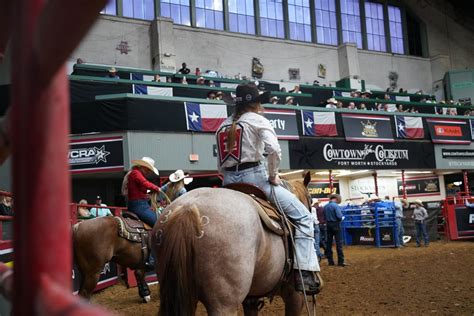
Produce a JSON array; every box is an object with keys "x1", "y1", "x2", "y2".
[{"x1": 115, "y1": 211, "x2": 152, "y2": 243}]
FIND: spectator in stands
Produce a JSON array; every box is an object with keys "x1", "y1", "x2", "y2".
[
  {"x1": 290, "y1": 85, "x2": 302, "y2": 94},
  {"x1": 285, "y1": 96, "x2": 295, "y2": 105},
  {"x1": 106, "y1": 67, "x2": 120, "y2": 79},
  {"x1": 376, "y1": 103, "x2": 387, "y2": 111},
  {"x1": 76, "y1": 58, "x2": 85, "y2": 64},
  {"x1": 181, "y1": 76, "x2": 188, "y2": 85},
  {"x1": 336, "y1": 101, "x2": 343, "y2": 109},
  {"x1": 166, "y1": 77, "x2": 172, "y2": 83},
  {"x1": 77, "y1": 199, "x2": 93, "y2": 220},
  {"x1": 324, "y1": 194, "x2": 347, "y2": 266},
  {"x1": 394, "y1": 198, "x2": 407, "y2": 248},
  {"x1": 313, "y1": 80, "x2": 320, "y2": 86},
  {"x1": 325, "y1": 98, "x2": 337, "y2": 109},
  {"x1": 152, "y1": 74, "x2": 161, "y2": 82},
  {"x1": 280, "y1": 87, "x2": 287, "y2": 93},
  {"x1": 160, "y1": 169, "x2": 193, "y2": 202},
  {"x1": 464, "y1": 109, "x2": 471, "y2": 116},
  {"x1": 0, "y1": 195, "x2": 13, "y2": 216},
  {"x1": 270, "y1": 96, "x2": 279, "y2": 104},
  {"x1": 361, "y1": 90, "x2": 372, "y2": 99},
  {"x1": 396, "y1": 104, "x2": 408, "y2": 112},
  {"x1": 209, "y1": 80, "x2": 216, "y2": 88},
  {"x1": 215, "y1": 91, "x2": 224, "y2": 100},
  {"x1": 347, "y1": 102, "x2": 356, "y2": 110},
  {"x1": 90, "y1": 196, "x2": 112, "y2": 217},
  {"x1": 178, "y1": 62, "x2": 190, "y2": 75},
  {"x1": 398, "y1": 88, "x2": 404, "y2": 94},
  {"x1": 448, "y1": 107, "x2": 457, "y2": 116},
  {"x1": 351, "y1": 90, "x2": 361, "y2": 98},
  {"x1": 359, "y1": 104, "x2": 367, "y2": 110},
  {"x1": 207, "y1": 91, "x2": 217, "y2": 100},
  {"x1": 413, "y1": 199, "x2": 429, "y2": 247},
  {"x1": 196, "y1": 77, "x2": 206, "y2": 85},
  {"x1": 195, "y1": 67, "x2": 201, "y2": 76}
]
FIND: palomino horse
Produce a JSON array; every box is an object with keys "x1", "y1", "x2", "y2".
[
  {"x1": 73, "y1": 193, "x2": 164, "y2": 302},
  {"x1": 153, "y1": 172, "x2": 321, "y2": 315}
]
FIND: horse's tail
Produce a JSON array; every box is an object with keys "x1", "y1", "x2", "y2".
[{"x1": 158, "y1": 205, "x2": 202, "y2": 316}]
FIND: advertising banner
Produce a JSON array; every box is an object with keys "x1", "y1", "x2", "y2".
[
  {"x1": 307, "y1": 181, "x2": 339, "y2": 199},
  {"x1": 289, "y1": 139, "x2": 435, "y2": 170},
  {"x1": 426, "y1": 118, "x2": 471, "y2": 144},
  {"x1": 434, "y1": 143, "x2": 474, "y2": 169},
  {"x1": 455, "y1": 206, "x2": 474, "y2": 235},
  {"x1": 263, "y1": 109, "x2": 299, "y2": 140},
  {"x1": 69, "y1": 137, "x2": 124, "y2": 174},
  {"x1": 341, "y1": 114, "x2": 394, "y2": 142},
  {"x1": 397, "y1": 176, "x2": 441, "y2": 197}
]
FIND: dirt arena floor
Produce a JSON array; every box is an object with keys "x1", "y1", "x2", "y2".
[{"x1": 92, "y1": 241, "x2": 474, "y2": 315}]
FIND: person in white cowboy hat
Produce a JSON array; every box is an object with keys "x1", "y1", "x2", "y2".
[
  {"x1": 325, "y1": 98, "x2": 338, "y2": 109},
  {"x1": 121, "y1": 157, "x2": 160, "y2": 227},
  {"x1": 285, "y1": 96, "x2": 295, "y2": 105},
  {"x1": 106, "y1": 67, "x2": 120, "y2": 79},
  {"x1": 160, "y1": 169, "x2": 193, "y2": 202},
  {"x1": 412, "y1": 199, "x2": 429, "y2": 247}
]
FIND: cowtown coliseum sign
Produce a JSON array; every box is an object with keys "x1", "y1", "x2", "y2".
[{"x1": 289, "y1": 139, "x2": 435, "y2": 169}]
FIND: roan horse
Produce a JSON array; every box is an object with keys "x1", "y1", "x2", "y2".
[
  {"x1": 73, "y1": 193, "x2": 164, "y2": 302},
  {"x1": 153, "y1": 172, "x2": 322, "y2": 315}
]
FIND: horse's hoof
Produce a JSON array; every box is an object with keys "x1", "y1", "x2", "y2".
[{"x1": 142, "y1": 295, "x2": 151, "y2": 303}]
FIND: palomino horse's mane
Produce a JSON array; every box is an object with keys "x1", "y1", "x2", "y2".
[{"x1": 282, "y1": 178, "x2": 312, "y2": 211}]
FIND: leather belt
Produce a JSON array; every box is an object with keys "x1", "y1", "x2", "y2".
[{"x1": 225, "y1": 161, "x2": 261, "y2": 172}]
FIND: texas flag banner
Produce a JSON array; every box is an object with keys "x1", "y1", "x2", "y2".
[
  {"x1": 133, "y1": 84, "x2": 173, "y2": 96},
  {"x1": 185, "y1": 102, "x2": 227, "y2": 132},
  {"x1": 301, "y1": 111, "x2": 337, "y2": 136},
  {"x1": 395, "y1": 116, "x2": 424, "y2": 139}
]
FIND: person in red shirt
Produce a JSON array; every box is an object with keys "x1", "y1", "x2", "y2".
[{"x1": 122, "y1": 157, "x2": 160, "y2": 227}]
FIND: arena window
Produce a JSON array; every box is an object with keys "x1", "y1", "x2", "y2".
[
  {"x1": 365, "y1": 1, "x2": 386, "y2": 52},
  {"x1": 388, "y1": 6, "x2": 404, "y2": 54},
  {"x1": 160, "y1": 0, "x2": 191, "y2": 26},
  {"x1": 287, "y1": 0, "x2": 312, "y2": 42},
  {"x1": 100, "y1": 0, "x2": 117, "y2": 16},
  {"x1": 259, "y1": 0, "x2": 285, "y2": 39},
  {"x1": 340, "y1": 0, "x2": 362, "y2": 48},
  {"x1": 196, "y1": 0, "x2": 224, "y2": 30},
  {"x1": 229, "y1": 0, "x2": 255, "y2": 34},
  {"x1": 123, "y1": 0, "x2": 155, "y2": 20},
  {"x1": 315, "y1": 0, "x2": 338, "y2": 45}
]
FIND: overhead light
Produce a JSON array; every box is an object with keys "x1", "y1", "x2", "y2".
[
  {"x1": 335, "y1": 170, "x2": 370, "y2": 177},
  {"x1": 392, "y1": 171, "x2": 433, "y2": 174},
  {"x1": 279, "y1": 170, "x2": 304, "y2": 176},
  {"x1": 453, "y1": 181, "x2": 462, "y2": 186}
]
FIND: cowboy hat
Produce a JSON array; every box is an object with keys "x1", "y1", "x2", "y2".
[
  {"x1": 223, "y1": 83, "x2": 270, "y2": 106},
  {"x1": 362, "y1": 90, "x2": 372, "y2": 95},
  {"x1": 312, "y1": 198, "x2": 320, "y2": 205},
  {"x1": 109, "y1": 67, "x2": 117, "y2": 73},
  {"x1": 327, "y1": 97, "x2": 337, "y2": 104},
  {"x1": 414, "y1": 199, "x2": 423, "y2": 206},
  {"x1": 285, "y1": 96, "x2": 295, "y2": 102},
  {"x1": 131, "y1": 157, "x2": 159, "y2": 175},
  {"x1": 169, "y1": 169, "x2": 193, "y2": 185},
  {"x1": 270, "y1": 96, "x2": 280, "y2": 102}
]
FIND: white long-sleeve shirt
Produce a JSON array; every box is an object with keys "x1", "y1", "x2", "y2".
[{"x1": 216, "y1": 112, "x2": 281, "y2": 177}]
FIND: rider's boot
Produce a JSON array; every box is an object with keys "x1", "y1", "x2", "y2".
[
  {"x1": 144, "y1": 253, "x2": 156, "y2": 272},
  {"x1": 295, "y1": 270, "x2": 323, "y2": 295}
]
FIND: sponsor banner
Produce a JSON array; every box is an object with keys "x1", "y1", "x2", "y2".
[
  {"x1": 263, "y1": 109, "x2": 299, "y2": 140},
  {"x1": 455, "y1": 206, "x2": 474, "y2": 235},
  {"x1": 341, "y1": 114, "x2": 394, "y2": 142},
  {"x1": 426, "y1": 118, "x2": 471, "y2": 144},
  {"x1": 69, "y1": 137, "x2": 124, "y2": 174},
  {"x1": 434, "y1": 143, "x2": 474, "y2": 169},
  {"x1": 397, "y1": 176, "x2": 441, "y2": 197},
  {"x1": 307, "y1": 181, "x2": 339, "y2": 199},
  {"x1": 442, "y1": 149, "x2": 474, "y2": 159},
  {"x1": 289, "y1": 139, "x2": 436, "y2": 170},
  {"x1": 349, "y1": 177, "x2": 397, "y2": 200},
  {"x1": 185, "y1": 102, "x2": 227, "y2": 132}
]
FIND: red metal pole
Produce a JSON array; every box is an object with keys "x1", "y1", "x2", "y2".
[
  {"x1": 329, "y1": 170, "x2": 333, "y2": 192},
  {"x1": 11, "y1": 0, "x2": 72, "y2": 313},
  {"x1": 373, "y1": 171, "x2": 379, "y2": 197},
  {"x1": 463, "y1": 170, "x2": 470, "y2": 195},
  {"x1": 401, "y1": 169, "x2": 407, "y2": 199}
]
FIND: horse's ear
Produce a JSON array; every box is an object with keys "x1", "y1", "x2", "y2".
[{"x1": 303, "y1": 171, "x2": 311, "y2": 187}]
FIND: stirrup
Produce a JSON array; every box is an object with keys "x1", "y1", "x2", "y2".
[{"x1": 144, "y1": 262, "x2": 154, "y2": 272}]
